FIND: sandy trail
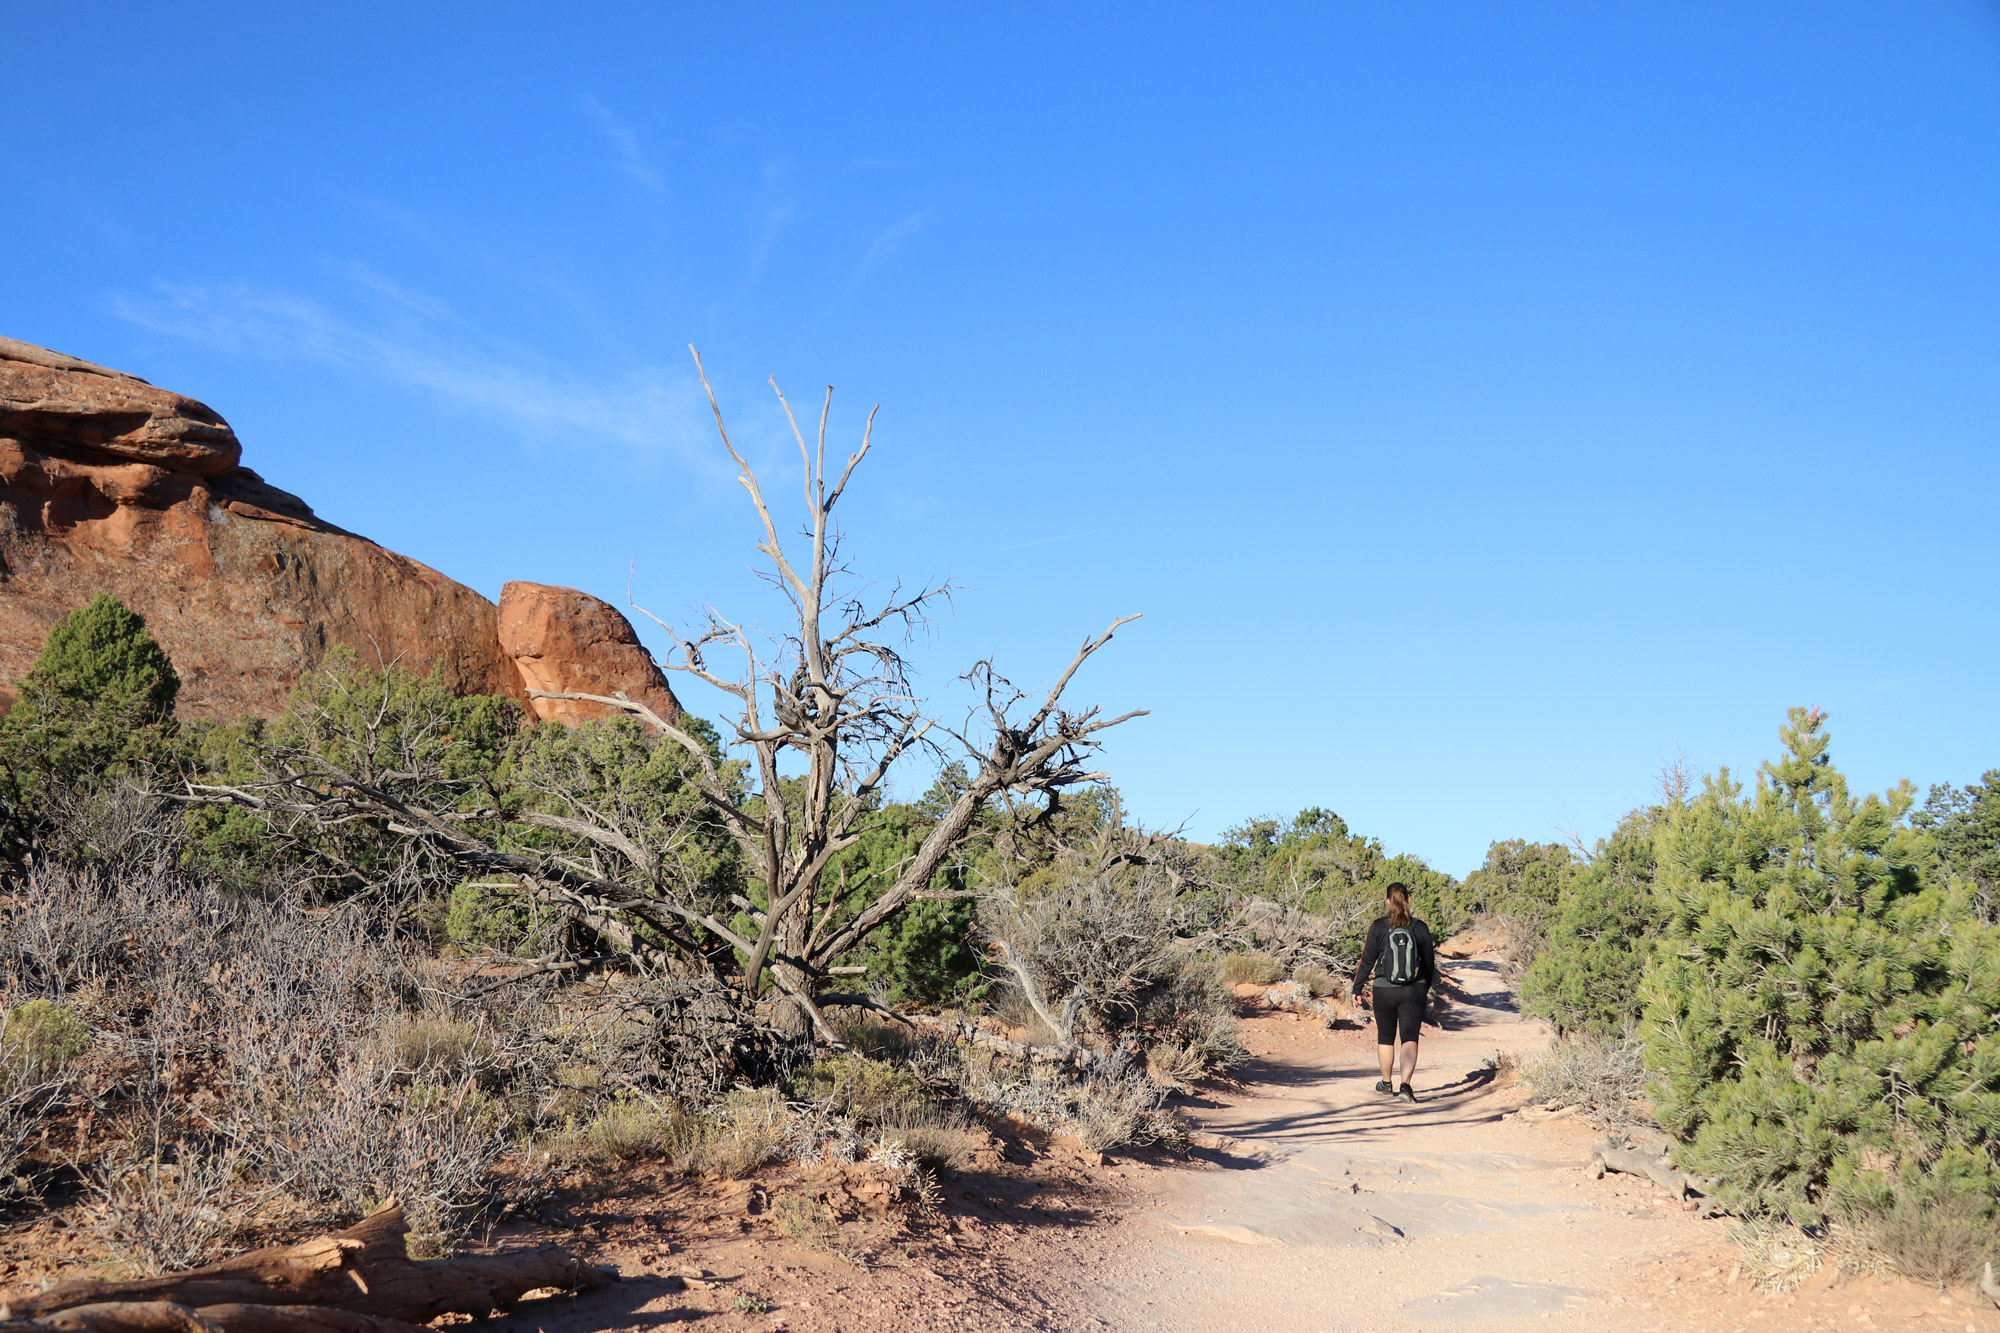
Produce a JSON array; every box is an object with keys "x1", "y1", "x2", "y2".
[
  {"x1": 1074, "y1": 951, "x2": 1994, "y2": 1333},
  {"x1": 470, "y1": 948, "x2": 1995, "y2": 1332}
]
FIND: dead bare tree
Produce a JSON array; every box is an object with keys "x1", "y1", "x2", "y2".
[
  {"x1": 531, "y1": 350, "x2": 1146, "y2": 1035},
  {"x1": 182, "y1": 352, "x2": 1144, "y2": 1041}
]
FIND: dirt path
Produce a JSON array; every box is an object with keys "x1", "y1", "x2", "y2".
[
  {"x1": 1070, "y1": 951, "x2": 1995, "y2": 1333},
  {"x1": 478, "y1": 949, "x2": 1994, "y2": 1331}
]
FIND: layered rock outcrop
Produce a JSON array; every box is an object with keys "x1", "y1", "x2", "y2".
[
  {"x1": 499, "y1": 582, "x2": 684, "y2": 726},
  {"x1": 0, "y1": 338, "x2": 673, "y2": 724}
]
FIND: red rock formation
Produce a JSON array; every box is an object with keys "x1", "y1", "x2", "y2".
[
  {"x1": 0, "y1": 338, "x2": 521, "y2": 718},
  {"x1": 498, "y1": 581, "x2": 684, "y2": 726}
]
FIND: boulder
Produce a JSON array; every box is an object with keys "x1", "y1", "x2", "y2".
[
  {"x1": 0, "y1": 338, "x2": 520, "y2": 718},
  {"x1": 498, "y1": 581, "x2": 684, "y2": 726},
  {"x1": 0, "y1": 336, "x2": 242, "y2": 475}
]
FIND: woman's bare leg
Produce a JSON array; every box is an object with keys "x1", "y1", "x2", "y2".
[
  {"x1": 1377, "y1": 1044, "x2": 1395, "y2": 1082},
  {"x1": 1397, "y1": 1039, "x2": 1419, "y2": 1088}
]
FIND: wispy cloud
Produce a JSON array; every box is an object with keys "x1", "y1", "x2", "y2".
[
  {"x1": 583, "y1": 96, "x2": 666, "y2": 194},
  {"x1": 840, "y1": 209, "x2": 937, "y2": 299},
  {"x1": 112, "y1": 276, "x2": 710, "y2": 464},
  {"x1": 748, "y1": 159, "x2": 801, "y2": 283}
]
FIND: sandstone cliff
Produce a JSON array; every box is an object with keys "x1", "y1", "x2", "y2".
[
  {"x1": 0, "y1": 338, "x2": 679, "y2": 725},
  {"x1": 498, "y1": 581, "x2": 684, "y2": 726}
]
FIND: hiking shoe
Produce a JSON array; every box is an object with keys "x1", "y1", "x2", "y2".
[
  {"x1": 1396, "y1": 1086, "x2": 1418, "y2": 1105},
  {"x1": 1374, "y1": 1080, "x2": 1394, "y2": 1095}
]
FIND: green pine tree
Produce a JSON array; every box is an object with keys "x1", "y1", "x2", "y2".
[
  {"x1": 1640, "y1": 707, "x2": 2000, "y2": 1225},
  {"x1": 1915, "y1": 770, "x2": 2000, "y2": 924},
  {"x1": 1518, "y1": 808, "x2": 1664, "y2": 1035},
  {"x1": 0, "y1": 593, "x2": 181, "y2": 857}
]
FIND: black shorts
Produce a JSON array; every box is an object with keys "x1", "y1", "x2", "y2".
[{"x1": 1371, "y1": 981, "x2": 1427, "y2": 1045}]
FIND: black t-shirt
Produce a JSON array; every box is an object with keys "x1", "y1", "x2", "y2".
[{"x1": 1354, "y1": 915, "x2": 1436, "y2": 990}]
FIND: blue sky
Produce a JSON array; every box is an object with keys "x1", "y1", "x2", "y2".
[{"x1": 7, "y1": 2, "x2": 1999, "y2": 874}]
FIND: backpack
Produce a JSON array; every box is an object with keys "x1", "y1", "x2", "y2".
[{"x1": 1383, "y1": 925, "x2": 1419, "y2": 985}]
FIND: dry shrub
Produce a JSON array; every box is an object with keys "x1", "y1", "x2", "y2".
[
  {"x1": 1490, "y1": 908, "x2": 1554, "y2": 983},
  {"x1": 264, "y1": 1061, "x2": 504, "y2": 1255},
  {"x1": 774, "y1": 1192, "x2": 838, "y2": 1248},
  {"x1": 872, "y1": 1105, "x2": 984, "y2": 1175},
  {"x1": 1293, "y1": 963, "x2": 1342, "y2": 998},
  {"x1": 86, "y1": 1134, "x2": 252, "y2": 1275},
  {"x1": 980, "y1": 825, "x2": 1203, "y2": 1042},
  {"x1": 1148, "y1": 1013, "x2": 1249, "y2": 1084},
  {"x1": 1857, "y1": 1189, "x2": 1998, "y2": 1288},
  {"x1": 1070, "y1": 1078, "x2": 1184, "y2": 1154},
  {"x1": 1213, "y1": 892, "x2": 1372, "y2": 980},
  {"x1": 1729, "y1": 1221, "x2": 1824, "y2": 1291},
  {"x1": 805, "y1": 1053, "x2": 932, "y2": 1126},
  {"x1": 957, "y1": 1047, "x2": 1186, "y2": 1155},
  {"x1": 865, "y1": 1140, "x2": 945, "y2": 1215},
  {"x1": 1264, "y1": 979, "x2": 1309, "y2": 1009},
  {"x1": 381, "y1": 1012, "x2": 497, "y2": 1084},
  {"x1": 681, "y1": 1087, "x2": 797, "y2": 1178},
  {"x1": 1130, "y1": 951, "x2": 1245, "y2": 1081},
  {"x1": 0, "y1": 863, "x2": 142, "y2": 1000},
  {"x1": 1220, "y1": 952, "x2": 1284, "y2": 986},
  {"x1": 567, "y1": 1094, "x2": 694, "y2": 1165},
  {"x1": 1523, "y1": 1032, "x2": 1649, "y2": 1127}
]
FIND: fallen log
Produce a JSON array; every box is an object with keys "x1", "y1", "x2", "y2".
[
  {"x1": 1511, "y1": 1104, "x2": 1582, "y2": 1123},
  {"x1": 5, "y1": 1304, "x2": 224, "y2": 1333},
  {"x1": 8, "y1": 1302, "x2": 425, "y2": 1333},
  {"x1": 2, "y1": 1202, "x2": 606, "y2": 1325},
  {"x1": 1591, "y1": 1137, "x2": 1690, "y2": 1197},
  {"x1": 1589, "y1": 1135, "x2": 1724, "y2": 1215}
]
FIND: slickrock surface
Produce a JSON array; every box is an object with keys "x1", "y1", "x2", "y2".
[
  {"x1": 499, "y1": 581, "x2": 684, "y2": 726},
  {"x1": 0, "y1": 338, "x2": 519, "y2": 717}
]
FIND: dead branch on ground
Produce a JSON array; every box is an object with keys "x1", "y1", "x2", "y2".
[{"x1": 0, "y1": 1202, "x2": 605, "y2": 1331}]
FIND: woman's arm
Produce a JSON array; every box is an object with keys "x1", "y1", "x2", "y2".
[{"x1": 1353, "y1": 919, "x2": 1382, "y2": 994}]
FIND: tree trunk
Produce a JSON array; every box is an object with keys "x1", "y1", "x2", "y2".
[
  {"x1": 1, "y1": 1203, "x2": 605, "y2": 1326},
  {"x1": 10, "y1": 1301, "x2": 427, "y2": 1333}
]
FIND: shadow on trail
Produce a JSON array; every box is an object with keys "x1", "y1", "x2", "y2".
[
  {"x1": 1219, "y1": 1050, "x2": 1348, "y2": 1091},
  {"x1": 490, "y1": 1274, "x2": 719, "y2": 1329}
]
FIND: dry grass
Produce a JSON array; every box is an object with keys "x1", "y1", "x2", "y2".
[
  {"x1": 1148, "y1": 1013, "x2": 1249, "y2": 1084},
  {"x1": 682, "y1": 1088, "x2": 797, "y2": 1179},
  {"x1": 381, "y1": 1012, "x2": 497, "y2": 1084},
  {"x1": 1220, "y1": 952, "x2": 1284, "y2": 986},
  {"x1": 567, "y1": 1094, "x2": 694, "y2": 1165},
  {"x1": 1856, "y1": 1190, "x2": 1998, "y2": 1288},
  {"x1": 1522, "y1": 1032, "x2": 1649, "y2": 1127},
  {"x1": 806, "y1": 1053, "x2": 933, "y2": 1125},
  {"x1": 1729, "y1": 1221, "x2": 1824, "y2": 1291},
  {"x1": 1292, "y1": 963, "x2": 1342, "y2": 998},
  {"x1": 871, "y1": 1105, "x2": 984, "y2": 1175}
]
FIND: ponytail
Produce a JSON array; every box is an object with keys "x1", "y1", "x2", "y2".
[{"x1": 1385, "y1": 882, "x2": 1412, "y2": 928}]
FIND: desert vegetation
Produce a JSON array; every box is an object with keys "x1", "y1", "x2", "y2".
[
  {"x1": 1494, "y1": 711, "x2": 2000, "y2": 1289},
  {"x1": 1, "y1": 386, "x2": 1991, "y2": 1307},
  {"x1": 0, "y1": 375, "x2": 1397, "y2": 1288}
]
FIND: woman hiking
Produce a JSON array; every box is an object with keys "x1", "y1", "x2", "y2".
[{"x1": 1351, "y1": 882, "x2": 1436, "y2": 1104}]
